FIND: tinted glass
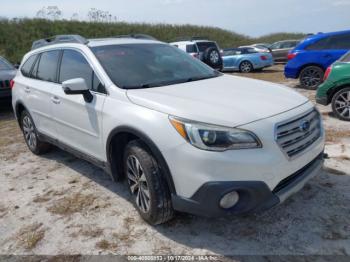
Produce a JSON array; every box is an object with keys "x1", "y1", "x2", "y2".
[
  {"x1": 340, "y1": 52, "x2": 350, "y2": 62},
  {"x1": 306, "y1": 37, "x2": 331, "y2": 50},
  {"x1": 270, "y1": 42, "x2": 282, "y2": 49},
  {"x1": 329, "y1": 34, "x2": 350, "y2": 49},
  {"x1": 186, "y1": 44, "x2": 198, "y2": 53},
  {"x1": 196, "y1": 42, "x2": 217, "y2": 52},
  {"x1": 21, "y1": 55, "x2": 37, "y2": 77},
  {"x1": 37, "y1": 51, "x2": 60, "y2": 82},
  {"x1": 92, "y1": 44, "x2": 219, "y2": 89},
  {"x1": 59, "y1": 50, "x2": 104, "y2": 93},
  {"x1": 60, "y1": 50, "x2": 92, "y2": 86}
]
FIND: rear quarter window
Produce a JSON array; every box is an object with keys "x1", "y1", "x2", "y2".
[
  {"x1": 186, "y1": 44, "x2": 198, "y2": 53},
  {"x1": 21, "y1": 55, "x2": 37, "y2": 77}
]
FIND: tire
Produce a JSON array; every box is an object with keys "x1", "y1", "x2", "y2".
[
  {"x1": 124, "y1": 140, "x2": 174, "y2": 225},
  {"x1": 203, "y1": 47, "x2": 222, "y2": 68},
  {"x1": 331, "y1": 87, "x2": 350, "y2": 121},
  {"x1": 239, "y1": 61, "x2": 253, "y2": 73},
  {"x1": 299, "y1": 66, "x2": 324, "y2": 90},
  {"x1": 20, "y1": 110, "x2": 51, "y2": 155}
]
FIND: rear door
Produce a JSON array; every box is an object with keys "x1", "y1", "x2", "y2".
[
  {"x1": 50, "y1": 49, "x2": 106, "y2": 160},
  {"x1": 20, "y1": 50, "x2": 60, "y2": 138}
]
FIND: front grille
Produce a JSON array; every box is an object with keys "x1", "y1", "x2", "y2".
[
  {"x1": 0, "y1": 80, "x2": 10, "y2": 88},
  {"x1": 273, "y1": 152, "x2": 323, "y2": 193},
  {"x1": 276, "y1": 109, "x2": 321, "y2": 158}
]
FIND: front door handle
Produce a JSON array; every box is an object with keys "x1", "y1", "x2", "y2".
[
  {"x1": 51, "y1": 96, "x2": 61, "y2": 104},
  {"x1": 24, "y1": 86, "x2": 30, "y2": 93}
]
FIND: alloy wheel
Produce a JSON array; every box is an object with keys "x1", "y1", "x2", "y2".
[
  {"x1": 126, "y1": 155, "x2": 151, "y2": 213},
  {"x1": 301, "y1": 68, "x2": 322, "y2": 88},
  {"x1": 22, "y1": 115, "x2": 37, "y2": 150},
  {"x1": 334, "y1": 90, "x2": 350, "y2": 120},
  {"x1": 240, "y1": 61, "x2": 252, "y2": 73},
  {"x1": 210, "y1": 51, "x2": 219, "y2": 64}
]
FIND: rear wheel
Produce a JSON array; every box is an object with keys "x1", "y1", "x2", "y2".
[
  {"x1": 299, "y1": 66, "x2": 324, "y2": 89},
  {"x1": 124, "y1": 140, "x2": 174, "y2": 225},
  {"x1": 20, "y1": 110, "x2": 51, "y2": 154},
  {"x1": 331, "y1": 87, "x2": 350, "y2": 121},
  {"x1": 239, "y1": 61, "x2": 253, "y2": 73}
]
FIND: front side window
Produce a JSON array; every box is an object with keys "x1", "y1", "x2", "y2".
[
  {"x1": 21, "y1": 55, "x2": 37, "y2": 77},
  {"x1": 92, "y1": 43, "x2": 220, "y2": 89},
  {"x1": 59, "y1": 49, "x2": 104, "y2": 93},
  {"x1": 37, "y1": 50, "x2": 60, "y2": 82}
]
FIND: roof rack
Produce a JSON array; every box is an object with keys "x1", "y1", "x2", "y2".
[
  {"x1": 174, "y1": 36, "x2": 209, "y2": 42},
  {"x1": 31, "y1": 35, "x2": 89, "y2": 50},
  {"x1": 113, "y1": 34, "x2": 157, "y2": 41}
]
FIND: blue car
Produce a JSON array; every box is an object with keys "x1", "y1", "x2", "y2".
[
  {"x1": 222, "y1": 47, "x2": 274, "y2": 73},
  {"x1": 285, "y1": 30, "x2": 350, "y2": 89}
]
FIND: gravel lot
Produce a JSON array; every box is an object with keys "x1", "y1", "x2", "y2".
[{"x1": 0, "y1": 65, "x2": 349, "y2": 256}]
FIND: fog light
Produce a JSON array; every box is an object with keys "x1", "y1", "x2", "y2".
[{"x1": 219, "y1": 191, "x2": 239, "y2": 209}]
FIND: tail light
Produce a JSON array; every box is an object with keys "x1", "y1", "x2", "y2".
[
  {"x1": 323, "y1": 66, "x2": 332, "y2": 81},
  {"x1": 10, "y1": 79, "x2": 15, "y2": 89},
  {"x1": 287, "y1": 53, "x2": 297, "y2": 60},
  {"x1": 260, "y1": 55, "x2": 267, "y2": 61},
  {"x1": 191, "y1": 53, "x2": 199, "y2": 59}
]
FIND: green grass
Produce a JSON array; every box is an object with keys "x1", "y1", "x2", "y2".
[{"x1": 0, "y1": 18, "x2": 306, "y2": 63}]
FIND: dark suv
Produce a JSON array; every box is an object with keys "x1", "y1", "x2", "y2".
[
  {"x1": 0, "y1": 56, "x2": 17, "y2": 98},
  {"x1": 285, "y1": 30, "x2": 350, "y2": 89}
]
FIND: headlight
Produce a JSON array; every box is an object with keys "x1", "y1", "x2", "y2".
[{"x1": 169, "y1": 116, "x2": 262, "y2": 151}]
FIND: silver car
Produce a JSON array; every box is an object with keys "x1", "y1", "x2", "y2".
[
  {"x1": 269, "y1": 40, "x2": 300, "y2": 63},
  {"x1": 0, "y1": 56, "x2": 17, "y2": 98}
]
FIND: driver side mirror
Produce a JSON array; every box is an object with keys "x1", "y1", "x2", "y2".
[{"x1": 62, "y1": 78, "x2": 93, "y2": 103}]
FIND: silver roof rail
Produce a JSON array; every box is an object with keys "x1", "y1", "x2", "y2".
[{"x1": 31, "y1": 35, "x2": 89, "y2": 50}]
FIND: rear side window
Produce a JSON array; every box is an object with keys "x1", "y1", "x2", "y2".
[
  {"x1": 59, "y1": 50, "x2": 105, "y2": 93},
  {"x1": 196, "y1": 42, "x2": 217, "y2": 52},
  {"x1": 21, "y1": 55, "x2": 37, "y2": 77},
  {"x1": 329, "y1": 34, "x2": 350, "y2": 49},
  {"x1": 186, "y1": 44, "x2": 198, "y2": 53},
  {"x1": 37, "y1": 51, "x2": 60, "y2": 82}
]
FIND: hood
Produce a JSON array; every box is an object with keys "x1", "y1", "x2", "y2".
[
  {"x1": 0, "y1": 69, "x2": 17, "y2": 80},
  {"x1": 126, "y1": 74, "x2": 308, "y2": 127}
]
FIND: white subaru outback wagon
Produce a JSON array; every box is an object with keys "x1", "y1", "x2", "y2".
[{"x1": 12, "y1": 35, "x2": 325, "y2": 225}]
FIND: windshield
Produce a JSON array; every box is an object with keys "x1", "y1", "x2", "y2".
[
  {"x1": 92, "y1": 43, "x2": 220, "y2": 89},
  {"x1": 0, "y1": 57, "x2": 14, "y2": 70}
]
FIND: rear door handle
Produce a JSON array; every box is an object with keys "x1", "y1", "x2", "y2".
[
  {"x1": 24, "y1": 86, "x2": 30, "y2": 93},
  {"x1": 51, "y1": 96, "x2": 61, "y2": 104}
]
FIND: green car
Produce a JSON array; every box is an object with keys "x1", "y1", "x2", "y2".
[{"x1": 316, "y1": 51, "x2": 350, "y2": 121}]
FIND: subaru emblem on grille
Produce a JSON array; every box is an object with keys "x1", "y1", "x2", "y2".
[{"x1": 299, "y1": 120, "x2": 310, "y2": 132}]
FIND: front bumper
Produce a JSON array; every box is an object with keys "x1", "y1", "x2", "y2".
[{"x1": 172, "y1": 152, "x2": 324, "y2": 217}]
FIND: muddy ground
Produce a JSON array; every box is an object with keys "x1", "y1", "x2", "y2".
[{"x1": 0, "y1": 65, "x2": 349, "y2": 256}]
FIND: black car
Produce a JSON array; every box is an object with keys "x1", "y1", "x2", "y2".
[{"x1": 0, "y1": 56, "x2": 17, "y2": 98}]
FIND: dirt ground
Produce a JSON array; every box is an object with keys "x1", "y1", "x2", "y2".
[{"x1": 0, "y1": 65, "x2": 349, "y2": 256}]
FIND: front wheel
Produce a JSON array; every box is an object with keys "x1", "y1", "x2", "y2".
[
  {"x1": 239, "y1": 61, "x2": 253, "y2": 73},
  {"x1": 299, "y1": 66, "x2": 324, "y2": 89},
  {"x1": 331, "y1": 87, "x2": 350, "y2": 121},
  {"x1": 124, "y1": 140, "x2": 174, "y2": 225}
]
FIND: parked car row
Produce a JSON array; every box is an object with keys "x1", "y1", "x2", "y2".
[{"x1": 0, "y1": 56, "x2": 17, "y2": 98}]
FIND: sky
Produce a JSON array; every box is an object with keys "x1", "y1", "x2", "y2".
[{"x1": 0, "y1": 0, "x2": 349, "y2": 37}]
